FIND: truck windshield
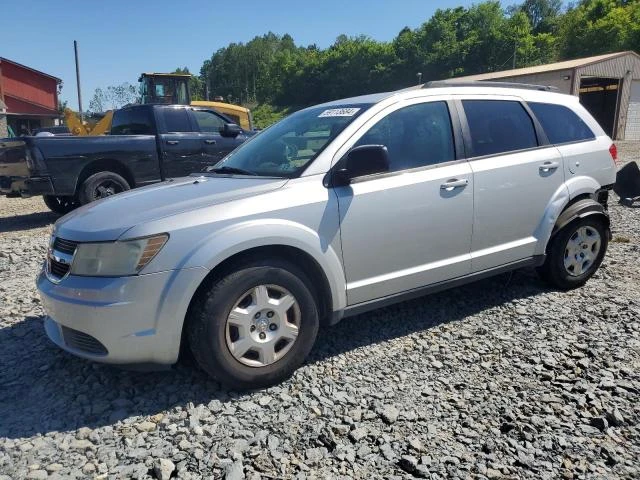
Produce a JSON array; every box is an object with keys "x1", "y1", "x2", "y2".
[{"x1": 209, "y1": 103, "x2": 372, "y2": 177}]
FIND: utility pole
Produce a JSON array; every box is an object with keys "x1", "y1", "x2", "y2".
[
  {"x1": 513, "y1": 41, "x2": 517, "y2": 69},
  {"x1": 74, "y1": 40, "x2": 83, "y2": 122}
]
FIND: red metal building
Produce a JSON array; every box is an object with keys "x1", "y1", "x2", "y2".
[{"x1": 0, "y1": 57, "x2": 62, "y2": 135}]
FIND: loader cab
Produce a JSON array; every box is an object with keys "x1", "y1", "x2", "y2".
[{"x1": 139, "y1": 73, "x2": 191, "y2": 105}]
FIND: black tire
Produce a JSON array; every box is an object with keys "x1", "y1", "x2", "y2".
[
  {"x1": 78, "y1": 171, "x2": 130, "y2": 205},
  {"x1": 187, "y1": 258, "x2": 319, "y2": 389},
  {"x1": 538, "y1": 216, "x2": 609, "y2": 290},
  {"x1": 42, "y1": 195, "x2": 78, "y2": 215}
]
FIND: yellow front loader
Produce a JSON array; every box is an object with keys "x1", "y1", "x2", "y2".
[{"x1": 64, "y1": 109, "x2": 114, "y2": 136}]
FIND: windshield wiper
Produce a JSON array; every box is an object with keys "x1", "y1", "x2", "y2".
[{"x1": 208, "y1": 166, "x2": 258, "y2": 176}]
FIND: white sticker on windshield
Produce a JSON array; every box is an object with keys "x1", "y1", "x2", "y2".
[{"x1": 318, "y1": 108, "x2": 361, "y2": 118}]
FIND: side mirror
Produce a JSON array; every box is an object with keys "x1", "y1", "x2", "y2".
[
  {"x1": 220, "y1": 123, "x2": 242, "y2": 137},
  {"x1": 333, "y1": 144, "x2": 389, "y2": 186}
]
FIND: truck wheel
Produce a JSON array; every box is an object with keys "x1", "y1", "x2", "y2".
[
  {"x1": 42, "y1": 195, "x2": 78, "y2": 215},
  {"x1": 537, "y1": 216, "x2": 609, "y2": 290},
  {"x1": 78, "y1": 171, "x2": 130, "y2": 205},
  {"x1": 187, "y1": 258, "x2": 319, "y2": 389}
]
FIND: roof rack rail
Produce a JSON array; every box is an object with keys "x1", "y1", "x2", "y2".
[{"x1": 423, "y1": 80, "x2": 558, "y2": 92}]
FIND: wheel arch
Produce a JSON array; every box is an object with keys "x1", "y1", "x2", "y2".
[
  {"x1": 534, "y1": 177, "x2": 610, "y2": 256},
  {"x1": 185, "y1": 244, "x2": 335, "y2": 328},
  {"x1": 75, "y1": 158, "x2": 135, "y2": 193}
]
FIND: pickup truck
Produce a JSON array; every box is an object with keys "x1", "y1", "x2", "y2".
[{"x1": 0, "y1": 104, "x2": 252, "y2": 213}]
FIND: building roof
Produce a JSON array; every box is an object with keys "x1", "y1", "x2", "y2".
[
  {"x1": 0, "y1": 57, "x2": 62, "y2": 83},
  {"x1": 454, "y1": 51, "x2": 640, "y2": 81}
]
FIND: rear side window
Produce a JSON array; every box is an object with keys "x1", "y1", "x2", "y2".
[
  {"x1": 462, "y1": 100, "x2": 538, "y2": 157},
  {"x1": 528, "y1": 102, "x2": 595, "y2": 144},
  {"x1": 111, "y1": 108, "x2": 155, "y2": 135},
  {"x1": 162, "y1": 108, "x2": 192, "y2": 133}
]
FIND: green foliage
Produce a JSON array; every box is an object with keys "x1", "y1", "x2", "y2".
[
  {"x1": 559, "y1": 0, "x2": 640, "y2": 58},
  {"x1": 251, "y1": 104, "x2": 289, "y2": 129},
  {"x1": 88, "y1": 83, "x2": 139, "y2": 113},
  {"x1": 192, "y1": 0, "x2": 638, "y2": 111}
]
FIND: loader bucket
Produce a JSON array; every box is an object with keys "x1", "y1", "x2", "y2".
[{"x1": 614, "y1": 161, "x2": 640, "y2": 207}]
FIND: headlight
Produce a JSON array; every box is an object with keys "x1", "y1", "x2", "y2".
[{"x1": 70, "y1": 234, "x2": 168, "y2": 276}]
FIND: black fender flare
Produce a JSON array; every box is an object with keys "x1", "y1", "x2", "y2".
[{"x1": 552, "y1": 198, "x2": 611, "y2": 239}]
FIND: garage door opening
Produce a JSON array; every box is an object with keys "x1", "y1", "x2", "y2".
[{"x1": 579, "y1": 76, "x2": 621, "y2": 137}]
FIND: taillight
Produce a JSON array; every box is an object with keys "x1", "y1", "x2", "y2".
[{"x1": 609, "y1": 143, "x2": 618, "y2": 165}]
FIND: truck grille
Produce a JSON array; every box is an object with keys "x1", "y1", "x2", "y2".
[{"x1": 61, "y1": 326, "x2": 108, "y2": 356}]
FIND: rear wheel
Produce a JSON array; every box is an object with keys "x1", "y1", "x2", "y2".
[
  {"x1": 538, "y1": 216, "x2": 608, "y2": 290},
  {"x1": 42, "y1": 195, "x2": 78, "y2": 215},
  {"x1": 78, "y1": 171, "x2": 130, "y2": 205},
  {"x1": 187, "y1": 259, "x2": 319, "y2": 389}
]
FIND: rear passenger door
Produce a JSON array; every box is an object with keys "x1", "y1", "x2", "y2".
[
  {"x1": 458, "y1": 97, "x2": 565, "y2": 272},
  {"x1": 335, "y1": 99, "x2": 474, "y2": 305},
  {"x1": 158, "y1": 107, "x2": 203, "y2": 178}
]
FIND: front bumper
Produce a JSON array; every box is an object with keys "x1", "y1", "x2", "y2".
[
  {"x1": 37, "y1": 265, "x2": 209, "y2": 365},
  {"x1": 0, "y1": 175, "x2": 55, "y2": 197}
]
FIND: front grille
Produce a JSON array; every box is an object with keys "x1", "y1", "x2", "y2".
[
  {"x1": 61, "y1": 326, "x2": 108, "y2": 356},
  {"x1": 49, "y1": 259, "x2": 70, "y2": 278},
  {"x1": 53, "y1": 237, "x2": 78, "y2": 255}
]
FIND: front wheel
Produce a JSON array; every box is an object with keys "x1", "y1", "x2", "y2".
[
  {"x1": 538, "y1": 216, "x2": 609, "y2": 290},
  {"x1": 187, "y1": 259, "x2": 319, "y2": 389},
  {"x1": 42, "y1": 195, "x2": 78, "y2": 215}
]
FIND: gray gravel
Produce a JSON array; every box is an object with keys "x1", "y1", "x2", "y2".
[{"x1": 1, "y1": 143, "x2": 639, "y2": 479}]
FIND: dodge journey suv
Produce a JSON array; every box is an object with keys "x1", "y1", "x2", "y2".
[{"x1": 38, "y1": 82, "x2": 617, "y2": 388}]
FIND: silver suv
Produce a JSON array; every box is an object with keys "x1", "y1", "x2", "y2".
[{"x1": 38, "y1": 82, "x2": 618, "y2": 388}]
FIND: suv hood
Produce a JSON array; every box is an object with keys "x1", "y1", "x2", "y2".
[{"x1": 54, "y1": 176, "x2": 288, "y2": 242}]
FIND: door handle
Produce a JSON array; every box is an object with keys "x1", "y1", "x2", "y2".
[
  {"x1": 166, "y1": 140, "x2": 179, "y2": 145},
  {"x1": 539, "y1": 161, "x2": 560, "y2": 172},
  {"x1": 440, "y1": 178, "x2": 469, "y2": 191},
  {"x1": 204, "y1": 139, "x2": 217, "y2": 145}
]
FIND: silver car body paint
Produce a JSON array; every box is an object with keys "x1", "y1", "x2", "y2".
[{"x1": 38, "y1": 85, "x2": 617, "y2": 365}]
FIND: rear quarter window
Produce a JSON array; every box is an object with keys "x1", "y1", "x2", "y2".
[
  {"x1": 462, "y1": 100, "x2": 538, "y2": 157},
  {"x1": 528, "y1": 102, "x2": 595, "y2": 144},
  {"x1": 111, "y1": 108, "x2": 155, "y2": 135}
]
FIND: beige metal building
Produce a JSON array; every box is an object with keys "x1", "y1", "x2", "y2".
[{"x1": 454, "y1": 51, "x2": 640, "y2": 140}]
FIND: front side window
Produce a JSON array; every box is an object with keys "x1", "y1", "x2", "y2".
[
  {"x1": 111, "y1": 108, "x2": 155, "y2": 135},
  {"x1": 163, "y1": 107, "x2": 191, "y2": 133},
  {"x1": 211, "y1": 103, "x2": 372, "y2": 177},
  {"x1": 354, "y1": 101, "x2": 455, "y2": 172},
  {"x1": 193, "y1": 110, "x2": 227, "y2": 133},
  {"x1": 462, "y1": 100, "x2": 538, "y2": 157},
  {"x1": 528, "y1": 102, "x2": 595, "y2": 144}
]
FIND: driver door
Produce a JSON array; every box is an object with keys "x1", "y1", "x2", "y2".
[
  {"x1": 334, "y1": 99, "x2": 474, "y2": 305},
  {"x1": 191, "y1": 109, "x2": 243, "y2": 170}
]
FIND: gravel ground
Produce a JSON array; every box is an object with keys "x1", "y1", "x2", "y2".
[{"x1": 1, "y1": 143, "x2": 639, "y2": 480}]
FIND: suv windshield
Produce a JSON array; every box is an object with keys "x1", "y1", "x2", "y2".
[{"x1": 208, "y1": 104, "x2": 372, "y2": 177}]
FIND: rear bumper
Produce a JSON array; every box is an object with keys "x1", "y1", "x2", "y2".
[
  {"x1": 0, "y1": 175, "x2": 55, "y2": 197},
  {"x1": 37, "y1": 265, "x2": 209, "y2": 365}
]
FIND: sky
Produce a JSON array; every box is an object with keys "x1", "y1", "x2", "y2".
[{"x1": 1, "y1": 0, "x2": 485, "y2": 109}]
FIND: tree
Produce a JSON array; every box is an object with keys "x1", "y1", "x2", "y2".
[
  {"x1": 558, "y1": 0, "x2": 640, "y2": 58},
  {"x1": 194, "y1": 0, "x2": 639, "y2": 111},
  {"x1": 517, "y1": 0, "x2": 562, "y2": 33},
  {"x1": 88, "y1": 83, "x2": 138, "y2": 112}
]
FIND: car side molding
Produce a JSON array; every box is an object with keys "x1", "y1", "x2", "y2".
[{"x1": 337, "y1": 256, "x2": 545, "y2": 321}]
